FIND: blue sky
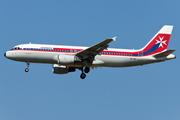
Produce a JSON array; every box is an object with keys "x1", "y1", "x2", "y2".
[{"x1": 1, "y1": 0, "x2": 180, "y2": 120}]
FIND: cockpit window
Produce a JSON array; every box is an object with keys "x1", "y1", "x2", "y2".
[{"x1": 11, "y1": 47, "x2": 21, "y2": 50}]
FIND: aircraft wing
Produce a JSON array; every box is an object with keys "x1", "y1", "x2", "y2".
[{"x1": 76, "y1": 36, "x2": 117, "y2": 59}]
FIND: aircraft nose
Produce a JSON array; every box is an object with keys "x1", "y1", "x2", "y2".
[{"x1": 4, "y1": 52, "x2": 6, "y2": 57}]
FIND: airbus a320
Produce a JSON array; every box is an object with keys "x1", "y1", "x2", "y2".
[{"x1": 4, "y1": 25, "x2": 176, "y2": 79}]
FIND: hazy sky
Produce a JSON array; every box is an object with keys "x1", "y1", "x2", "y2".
[{"x1": 1, "y1": 0, "x2": 180, "y2": 120}]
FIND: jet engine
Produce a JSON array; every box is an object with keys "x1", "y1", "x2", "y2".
[{"x1": 52, "y1": 64, "x2": 76, "y2": 74}]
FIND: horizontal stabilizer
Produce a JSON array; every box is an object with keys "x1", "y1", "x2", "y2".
[{"x1": 154, "y1": 49, "x2": 175, "y2": 57}]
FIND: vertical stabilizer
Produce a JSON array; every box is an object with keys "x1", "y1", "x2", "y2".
[{"x1": 141, "y1": 25, "x2": 173, "y2": 56}]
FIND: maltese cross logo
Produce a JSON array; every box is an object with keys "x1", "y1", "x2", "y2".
[{"x1": 156, "y1": 36, "x2": 167, "y2": 48}]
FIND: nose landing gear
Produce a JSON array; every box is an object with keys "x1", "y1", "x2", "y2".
[{"x1": 25, "y1": 62, "x2": 30, "y2": 72}]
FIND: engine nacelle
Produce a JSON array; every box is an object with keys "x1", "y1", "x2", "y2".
[
  {"x1": 58, "y1": 55, "x2": 75, "y2": 64},
  {"x1": 58, "y1": 55, "x2": 81, "y2": 65},
  {"x1": 52, "y1": 64, "x2": 76, "y2": 74}
]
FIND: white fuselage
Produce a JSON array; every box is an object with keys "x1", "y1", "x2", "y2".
[{"x1": 5, "y1": 43, "x2": 175, "y2": 68}]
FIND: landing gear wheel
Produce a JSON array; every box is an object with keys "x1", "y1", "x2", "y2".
[
  {"x1": 84, "y1": 67, "x2": 90, "y2": 73},
  {"x1": 25, "y1": 62, "x2": 30, "y2": 72},
  {"x1": 80, "y1": 73, "x2": 86, "y2": 79},
  {"x1": 25, "y1": 68, "x2": 29, "y2": 72}
]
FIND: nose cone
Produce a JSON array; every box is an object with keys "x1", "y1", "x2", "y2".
[
  {"x1": 4, "y1": 52, "x2": 6, "y2": 57},
  {"x1": 5, "y1": 51, "x2": 19, "y2": 61}
]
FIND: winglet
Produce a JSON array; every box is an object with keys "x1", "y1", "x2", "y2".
[{"x1": 112, "y1": 36, "x2": 117, "y2": 41}]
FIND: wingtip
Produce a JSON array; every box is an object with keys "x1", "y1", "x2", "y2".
[{"x1": 112, "y1": 36, "x2": 117, "y2": 41}]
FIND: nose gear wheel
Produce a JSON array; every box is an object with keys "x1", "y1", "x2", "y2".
[{"x1": 25, "y1": 62, "x2": 30, "y2": 72}]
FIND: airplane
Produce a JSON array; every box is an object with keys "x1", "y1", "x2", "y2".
[{"x1": 4, "y1": 25, "x2": 176, "y2": 79}]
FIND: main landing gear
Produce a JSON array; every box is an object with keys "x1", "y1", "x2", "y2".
[
  {"x1": 25, "y1": 62, "x2": 30, "y2": 72},
  {"x1": 79, "y1": 67, "x2": 90, "y2": 79}
]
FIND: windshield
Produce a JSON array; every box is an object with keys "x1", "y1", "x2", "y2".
[{"x1": 11, "y1": 47, "x2": 21, "y2": 50}]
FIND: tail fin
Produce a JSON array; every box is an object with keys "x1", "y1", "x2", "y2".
[{"x1": 141, "y1": 25, "x2": 173, "y2": 56}]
